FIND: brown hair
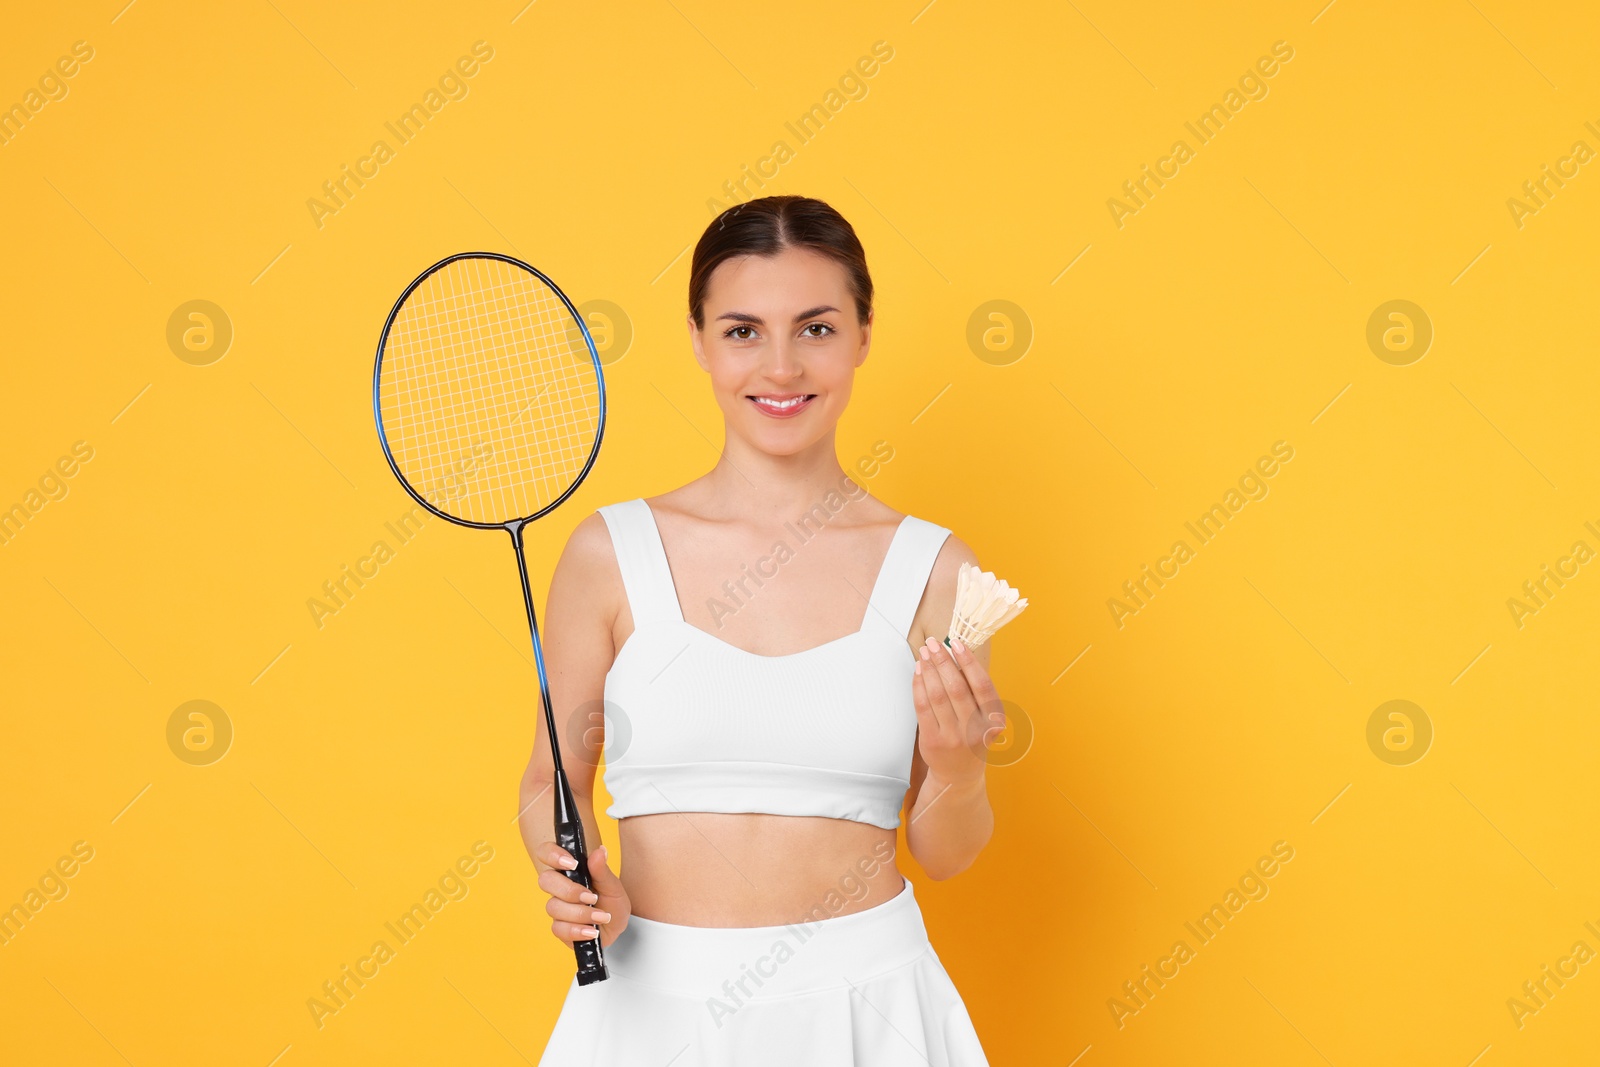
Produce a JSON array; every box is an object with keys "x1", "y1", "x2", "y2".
[{"x1": 688, "y1": 195, "x2": 873, "y2": 328}]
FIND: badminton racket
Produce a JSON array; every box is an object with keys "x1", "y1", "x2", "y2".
[{"x1": 372, "y1": 251, "x2": 609, "y2": 985}]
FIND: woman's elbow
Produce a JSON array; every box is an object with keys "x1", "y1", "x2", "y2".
[
  {"x1": 911, "y1": 832, "x2": 993, "y2": 881},
  {"x1": 520, "y1": 765, "x2": 553, "y2": 803}
]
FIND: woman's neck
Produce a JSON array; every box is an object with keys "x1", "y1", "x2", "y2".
[{"x1": 698, "y1": 429, "x2": 860, "y2": 519}]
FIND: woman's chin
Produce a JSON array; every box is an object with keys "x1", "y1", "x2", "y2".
[{"x1": 736, "y1": 424, "x2": 831, "y2": 456}]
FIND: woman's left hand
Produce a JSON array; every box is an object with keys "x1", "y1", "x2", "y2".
[{"x1": 912, "y1": 635, "x2": 1004, "y2": 787}]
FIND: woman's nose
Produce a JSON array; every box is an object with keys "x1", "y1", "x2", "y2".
[{"x1": 761, "y1": 336, "x2": 802, "y2": 382}]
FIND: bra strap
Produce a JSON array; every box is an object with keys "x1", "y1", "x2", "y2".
[
  {"x1": 863, "y1": 515, "x2": 951, "y2": 645},
  {"x1": 598, "y1": 498, "x2": 685, "y2": 624}
]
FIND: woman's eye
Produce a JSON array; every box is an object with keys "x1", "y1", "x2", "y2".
[
  {"x1": 725, "y1": 325, "x2": 756, "y2": 340},
  {"x1": 802, "y1": 323, "x2": 834, "y2": 338}
]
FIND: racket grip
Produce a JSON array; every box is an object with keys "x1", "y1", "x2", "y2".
[
  {"x1": 556, "y1": 822, "x2": 609, "y2": 985},
  {"x1": 573, "y1": 923, "x2": 607, "y2": 985}
]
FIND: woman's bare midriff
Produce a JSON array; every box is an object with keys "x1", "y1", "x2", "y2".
[{"x1": 618, "y1": 811, "x2": 906, "y2": 927}]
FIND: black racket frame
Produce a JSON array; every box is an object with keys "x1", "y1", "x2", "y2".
[{"x1": 372, "y1": 251, "x2": 610, "y2": 985}]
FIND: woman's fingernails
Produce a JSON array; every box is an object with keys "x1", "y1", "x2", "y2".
[
  {"x1": 918, "y1": 645, "x2": 930, "y2": 660},
  {"x1": 593, "y1": 910, "x2": 611, "y2": 923},
  {"x1": 577, "y1": 926, "x2": 597, "y2": 938},
  {"x1": 559, "y1": 856, "x2": 578, "y2": 870},
  {"x1": 581, "y1": 891, "x2": 598, "y2": 904},
  {"x1": 952, "y1": 638, "x2": 966, "y2": 654}
]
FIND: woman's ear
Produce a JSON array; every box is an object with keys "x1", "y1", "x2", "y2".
[
  {"x1": 688, "y1": 312, "x2": 709, "y2": 371},
  {"x1": 855, "y1": 311, "x2": 873, "y2": 368}
]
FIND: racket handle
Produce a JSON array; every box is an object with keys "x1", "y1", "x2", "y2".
[
  {"x1": 573, "y1": 920, "x2": 607, "y2": 985},
  {"x1": 555, "y1": 813, "x2": 609, "y2": 985}
]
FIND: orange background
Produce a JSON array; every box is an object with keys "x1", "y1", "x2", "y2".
[{"x1": 2, "y1": 2, "x2": 1597, "y2": 1064}]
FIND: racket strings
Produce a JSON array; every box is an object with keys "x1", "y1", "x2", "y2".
[{"x1": 378, "y1": 257, "x2": 601, "y2": 524}]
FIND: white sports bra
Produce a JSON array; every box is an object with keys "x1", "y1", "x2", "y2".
[{"x1": 596, "y1": 498, "x2": 952, "y2": 830}]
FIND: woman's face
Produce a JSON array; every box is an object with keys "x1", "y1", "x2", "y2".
[{"x1": 688, "y1": 246, "x2": 871, "y2": 457}]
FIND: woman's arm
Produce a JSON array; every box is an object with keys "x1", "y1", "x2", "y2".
[
  {"x1": 904, "y1": 640, "x2": 997, "y2": 879},
  {"x1": 517, "y1": 510, "x2": 632, "y2": 947},
  {"x1": 902, "y1": 535, "x2": 1001, "y2": 880}
]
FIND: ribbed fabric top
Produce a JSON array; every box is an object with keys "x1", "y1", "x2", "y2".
[{"x1": 596, "y1": 498, "x2": 952, "y2": 830}]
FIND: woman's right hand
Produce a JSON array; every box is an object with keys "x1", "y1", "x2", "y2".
[{"x1": 536, "y1": 841, "x2": 631, "y2": 950}]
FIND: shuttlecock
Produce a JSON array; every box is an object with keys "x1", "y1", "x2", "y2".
[{"x1": 945, "y1": 562, "x2": 1028, "y2": 649}]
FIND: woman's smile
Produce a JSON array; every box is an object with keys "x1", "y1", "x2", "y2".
[{"x1": 746, "y1": 392, "x2": 817, "y2": 418}]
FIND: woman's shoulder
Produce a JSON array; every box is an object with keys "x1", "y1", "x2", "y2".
[
  {"x1": 891, "y1": 502, "x2": 964, "y2": 548},
  {"x1": 907, "y1": 518, "x2": 982, "y2": 649},
  {"x1": 557, "y1": 499, "x2": 639, "y2": 584},
  {"x1": 919, "y1": 517, "x2": 978, "y2": 578},
  {"x1": 904, "y1": 499, "x2": 976, "y2": 572},
  {"x1": 856, "y1": 499, "x2": 978, "y2": 607}
]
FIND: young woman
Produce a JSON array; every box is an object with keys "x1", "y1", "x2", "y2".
[{"x1": 520, "y1": 195, "x2": 1002, "y2": 1065}]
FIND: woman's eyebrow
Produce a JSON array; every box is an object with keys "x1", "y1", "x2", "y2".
[
  {"x1": 792, "y1": 305, "x2": 839, "y2": 321},
  {"x1": 714, "y1": 305, "x2": 840, "y2": 325}
]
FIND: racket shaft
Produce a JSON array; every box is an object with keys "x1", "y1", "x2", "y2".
[{"x1": 510, "y1": 524, "x2": 608, "y2": 983}]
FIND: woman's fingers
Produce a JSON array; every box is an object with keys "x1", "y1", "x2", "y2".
[
  {"x1": 922, "y1": 638, "x2": 976, "y2": 727},
  {"x1": 537, "y1": 864, "x2": 598, "y2": 906},
  {"x1": 914, "y1": 647, "x2": 955, "y2": 735},
  {"x1": 587, "y1": 844, "x2": 621, "y2": 891},
  {"x1": 586, "y1": 845, "x2": 631, "y2": 948},
  {"x1": 536, "y1": 840, "x2": 624, "y2": 948},
  {"x1": 535, "y1": 841, "x2": 579, "y2": 872},
  {"x1": 947, "y1": 638, "x2": 1001, "y2": 711},
  {"x1": 541, "y1": 863, "x2": 607, "y2": 947},
  {"x1": 544, "y1": 877, "x2": 606, "y2": 947},
  {"x1": 945, "y1": 637, "x2": 1004, "y2": 746},
  {"x1": 545, "y1": 894, "x2": 612, "y2": 928},
  {"x1": 552, "y1": 919, "x2": 603, "y2": 945},
  {"x1": 915, "y1": 637, "x2": 1004, "y2": 781}
]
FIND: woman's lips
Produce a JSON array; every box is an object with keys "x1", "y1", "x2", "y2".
[{"x1": 747, "y1": 394, "x2": 816, "y2": 418}]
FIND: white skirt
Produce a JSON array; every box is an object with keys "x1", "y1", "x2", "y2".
[{"x1": 536, "y1": 877, "x2": 990, "y2": 1066}]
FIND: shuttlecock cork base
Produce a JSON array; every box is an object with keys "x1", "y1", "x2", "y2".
[{"x1": 944, "y1": 561, "x2": 1028, "y2": 649}]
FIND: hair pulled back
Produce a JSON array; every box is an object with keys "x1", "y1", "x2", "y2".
[{"x1": 688, "y1": 195, "x2": 873, "y2": 328}]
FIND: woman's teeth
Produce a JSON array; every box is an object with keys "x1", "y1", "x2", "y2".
[{"x1": 749, "y1": 394, "x2": 815, "y2": 417}]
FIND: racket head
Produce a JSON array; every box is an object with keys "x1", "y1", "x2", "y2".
[{"x1": 372, "y1": 252, "x2": 606, "y2": 529}]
